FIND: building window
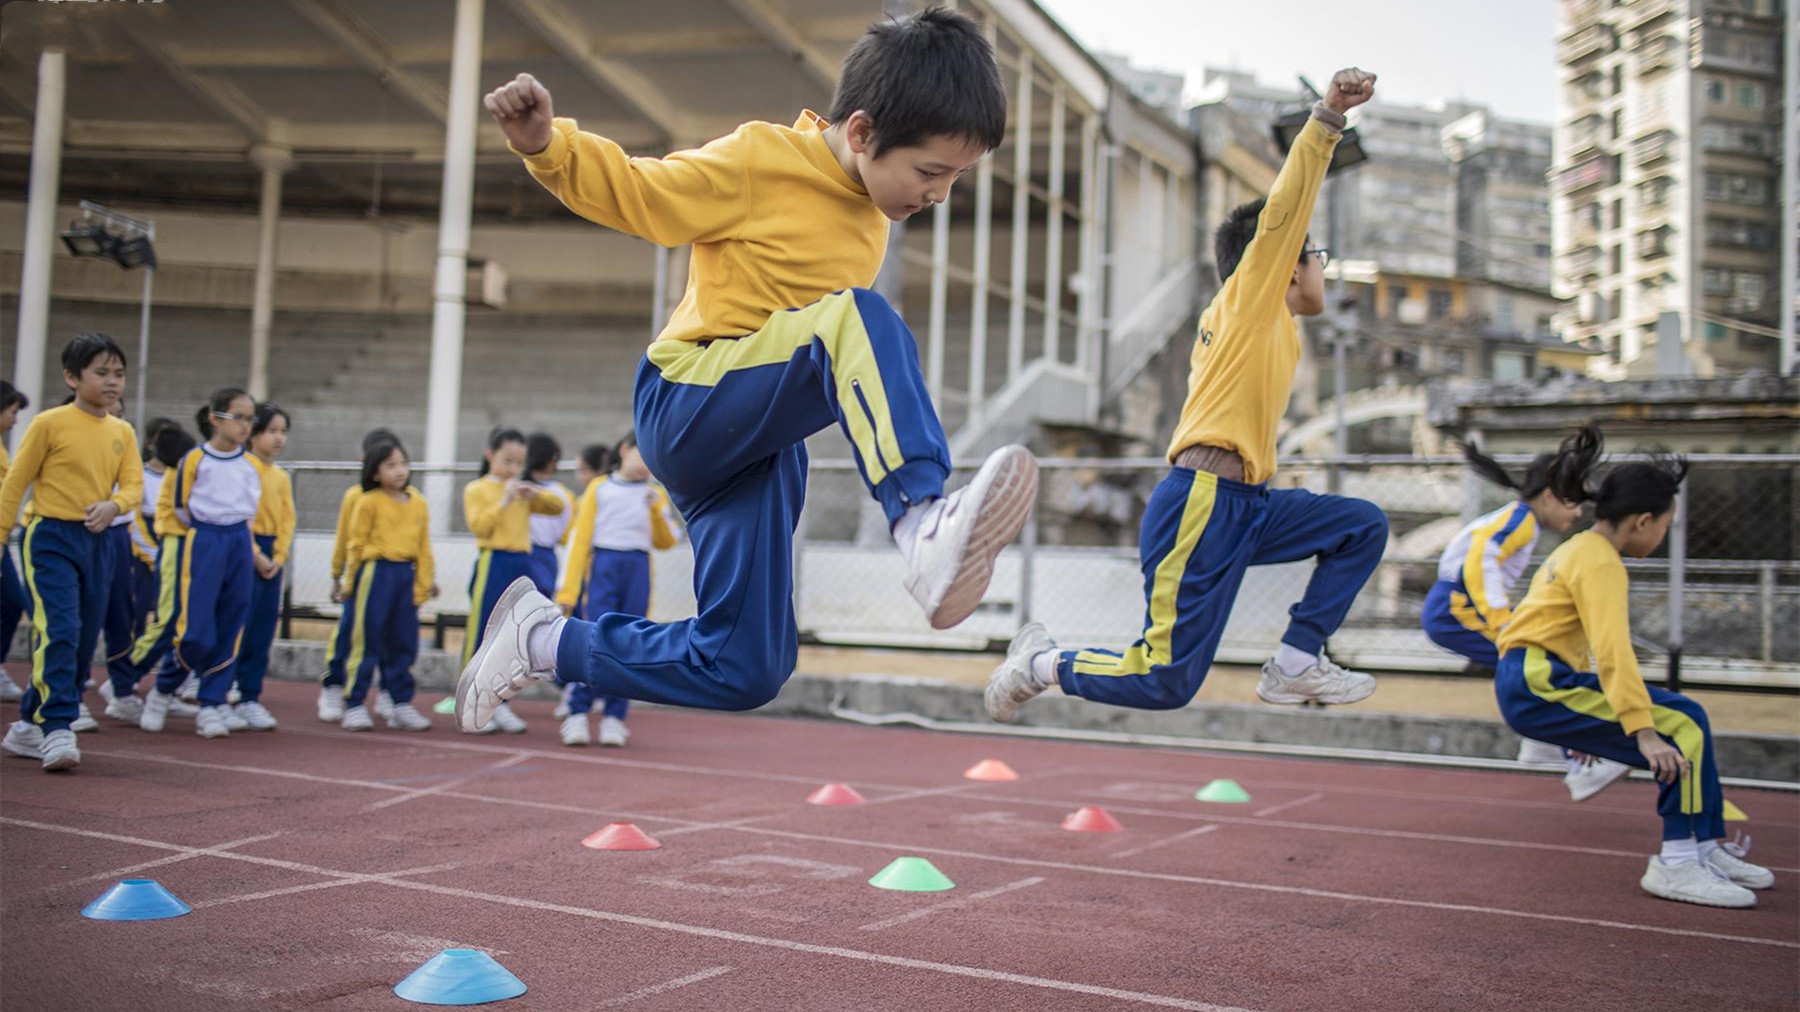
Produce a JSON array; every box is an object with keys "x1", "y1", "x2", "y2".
[
  {"x1": 1444, "y1": 349, "x2": 1466, "y2": 374},
  {"x1": 1608, "y1": 245, "x2": 1622, "y2": 273},
  {"x1": 1735, "y1": 273, "x2": 1765, "y2": 303},
  {"x1": 1738, "y1": 84, "x2": 1763, "y2": 109},
  {"x1": 1493, "y1": 352, "x2": 1529, "y2": 383},
  {"x1": 1387, "y1": 285, "x2": 1407, "y2": 318},
  {"x1": 1428, "y1": 289, "x2": 1454, "y2": 320},
  {"x1": 1704, "y1": 321, "x2": 1728, "y2": 340},
  {"x1": 1495, "y1": 295, "x2": 1515, "y2": 332},
  {"x1": 1609, "y1": 109, "x2": 1622, "y2": 140},
  {"x1": 1609, "y1": 198, "x2": 1623, "y2": 229},
  {"x1": 1611, "y1": 65, "x2": 1623, "y2": 96}
]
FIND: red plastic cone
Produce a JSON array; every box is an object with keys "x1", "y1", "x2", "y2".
[
  {"x1": 964, "y1": 759, "x2": 1019, "y2": 781},
  {"x1": 1060, "y1": 806, "x2": 1124, "y2": 832},
  {"x1": 806, "y1": 783, "x2": 867, "y2": 806},
  {"x1": 581, "y1": 822, "x2": 661, "y2": 851}
]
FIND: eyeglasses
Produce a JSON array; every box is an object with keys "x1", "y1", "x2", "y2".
[
  {"x1": 211, "y1": 410, "x2": 252, "y2": 424},
  {"x1": 1301, "y1": 247, "x2": 1331, "y2": 268}
]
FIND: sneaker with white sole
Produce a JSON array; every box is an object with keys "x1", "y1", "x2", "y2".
[
  {"x1": 455, "y1": 579, "x2": 559, "y2": 733},
  {"x1": 1255, "y1": 655, "x2": 1376, "y2": 705},
  {"x1": 375, "y1": 690, "x2": 394, "y2": 721},
  {"x1": 560, "y1": 714, "x2": 590, "y2": 747},
  {"x1": 0, "y1": 673, "x2": 22, "y2": 703},
  {"x1": 1564, "y1": 757, "x2": 1631, "y2": 802},
  {"x1": 985, "y1": 622, "x2": 1057, "y2": 723},
  {"x1": 385, "y1": 703, "x2": 431, "y2": 732},
  {"x1": 39, "y1": 729, "x2": 79, "y2": 771},
  {"x1": 234, "y1": 701, "x2": 278, "y2": 731},
  {"x1": 138, "y1": 690, "x2": 175, "y2": 733},
  {"x1": 176, "y1": 674, "x2": 199, "y2": 703},
  {"x1": 1705, "y1": 842, "x2": 1774, "y2": 890},
  {"x1": 70, "y1": 703, "x2": 98, "y2": 733},
  {"x1": 218, "y1": 706, "x2": 249, "y2": 732},
  {"x1": 552, "y1": 684, "x2": 573, "y2": 720},
  {"x1": 97, "y1": 678, "x2": 115, "y2": 703},
  {"x1": 104, "y1": 694, "x2": 145, "y2": 725},
  {"x1": 1640, "y1": 857, "x2": 1755, "y2": 908},
  {"x1": 901, "y1": 445, "x2": 1039, "y2": 630},
  {"x1": 490, "y1": 701, "x2": 527, "y2": 734},
  {"x1": 1515, "y1": 738, "x2": 1566, "y2": 766},
  {"x1": 2, "y1": 720, "x2": 43, "y2": 758},
  {"x1": 598, "y1": 715, "x2": 630, "y2": 748},
  {"x1": 341, "y1": 706, "x2": 373, "y2": 732},
  {"x1": 194, "y1": 706, "x2": 231, "y2": 739},
  {"x1": 165, "y1": 696, "x2": 199, "y2": 718},
  {"x1": 317, "y1": 686, "x2": 345, "y2": 722}
]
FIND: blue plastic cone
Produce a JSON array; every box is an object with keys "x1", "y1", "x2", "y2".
[
  {"x1": 81, "y1": 879, "x2": 191, "y2": 921},
  {"x1": 394, "y1": 948, "x2": 527, "y2": 1006}
]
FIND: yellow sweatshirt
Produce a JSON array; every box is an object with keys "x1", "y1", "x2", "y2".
[
  {"x1": 345, "y1": 486, "x2": 435, "y2": 605},
  {"x1": 464, "y1": 476, "x2": 565, "y2": 553},
  {"x1": 249, "y1": 456, "x2": 296, "y2": 567},
  {"x1": 329, "y1": 484, "x2": 363, "y2": 582},
  {"x1": 0, "y1": 405, "x2": 143, "y2": 543}
]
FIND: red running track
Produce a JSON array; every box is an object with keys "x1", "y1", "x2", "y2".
[{"x1": 2, "y1": 679, "x2": 1795, "y2": 1011}]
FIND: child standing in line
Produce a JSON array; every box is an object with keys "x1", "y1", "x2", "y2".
[
  {"x1": 0, "y1": 381, "x2": 30, "y2": 704},
  {"x1": 0, "y1": 334, "x2": 142, "y2": 771},
  {"x1": 1495, "y1": 455, "x2": 1774, "y2": 907},
  {"x1": 458, "y1": 9, "x2": 1036, "y2": 732},
  {"x1": 134, "y1": 388, "x2": 261, "y2": 739},
  {"x1": 339, "y1": 438, "x2": 436, "y2": 732},
  {"x1": 524, "y1": 432, "x2": 575, "y2": 598},
  {"x1": 462, "y1": 426, "x2": 563, "y2": 733},
  {"x1": 319, "y1": 427, "x2": 400, "y2": 723},
  {"x1": 230, "y1": 403, "x2": 294, "y2": 731},
  {"x1": 554, "y1": 432, "x2": 676, "y2": 747},
  {"x1": 102, "y1": 425, "x2": 201, "y2": 726}
]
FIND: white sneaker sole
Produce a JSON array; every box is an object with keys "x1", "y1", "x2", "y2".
[
  {"x1": 1641, "y1": 874, "x2": 1756, "y2": 908},
  {"x1": 1566, "y1": 760, "x2": 1631, "y2": 802},
  {"x1": 1255, "y1": 677, "x2": 1376, "y2": 706},
  {"x1": 913, "y1": 446, "x2": 1039, "y2": 630},
  {"x1": 41, "y1": 750, "x2": 79, "y2": 771},
  {"x1": 455, "y1": 579, "x2": 538, "y2": 733}
]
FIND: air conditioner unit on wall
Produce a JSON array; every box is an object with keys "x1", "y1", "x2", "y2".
[{"x1": 466, "y1": 259, "x2": 508, "y2": 309}]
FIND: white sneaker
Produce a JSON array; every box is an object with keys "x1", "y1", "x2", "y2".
[
  {"x1": 552, "y1": 683, "x2": 573, "y2": 720},
  {"x1": 341, "y1": 706, "x2": 373, "y2": 732},
  {"x1": 105, "y1": 694, "x2": 144, "y2": 725},
  {"x1": 138, "y1": 690, "x2": 173, "y2": 733},
  {"x1": 598, "y1": 715, "x2": 630, "y2": 747},
  {"x1": 0, "y1": 673, "x2": 22, "y2": 702},
  {"x1": 1640, "y1": 857, "x2": 1755, "y2": 908},
  {"x1": 97, "y1": 678, "x2": 115, "y2": 703},
  {"x1": 489, "y1": 701, "x2": 527, "y2": 734},
  {"x1": 226, "y1": 687, "x2": 241, "y2": 704},
  {"x1": 385, "y1": 703, "x2": 431, "y2": 732},
  {"x1": 176, "y1": 674, "x2": 199, "y2": 703},
  {"x1": 901, "y1": 445, "x2": 1039, "y2": 630},
  {"x1": 165, "y1": 696, "x2": 200, "y2": 718},
  {"x1": 2, "y1": 720, "x2": 43, "y2": 758},
  {"x1": 1705, "y1": 842, "x2": 1774, "y2": 890},
  {"x1": 375, "y1": 690, "x2": 394, "y2": 720},
  {"x1": 317, "y1": 686, "x2": 345, "y2": 722},
  {"x1": 985, "y1": 623, "x2": 1057, "y2": 723},
  {"x1": 560, "y1": 714, "x2": 590, "y2": 747},
  {"x1": 39, "y1": 729, "x2": 79, "y2": 771},
  {"x1": 194, "y1": 706, "x2": 231, "y2": 739},
  {"x1": 218, "y1": 706, "x2": 250, "y2": 732},
  {"x1": 1515, "y1": 738, "x2": 1566, "y2": 766},
  {"x1": 1565, "y1": 757, "x2": 1631, "y2": 802},
  {"x1": 234, "y1": 701, "x2": 278, "y2": 731},
  {"x1": 70, "y1": 703, "x2": 98, "y2": 733},
  {"x1": 455, "y1": 579, "x2": 558, "y2": 733},
  {"x1": 1256, "y1": 655, "x2": 1376, "y2": 705}
]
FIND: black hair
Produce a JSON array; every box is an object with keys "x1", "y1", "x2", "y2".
[
  {"x1": 828, "y1": 5, "x2": 1006, "y2": 156},
  {"x1": 0, "y1": 380, "x2": 26, "y2": 413},
  {"x1": 613, "y1": 429, "x2": 638, "y2": 465},
  {"x1": 361, "y1": 437, "x2": 407, "y2": 493},
  {"x1": 525, "y1": 432, "x2": 561, "y2": 477},
  {"x1": 140, "y1": 416, "x2": 178, "y2": 460},
  {"x1": 252, "y1": 402, "x2": 290, "y2": 437},
  {"x1": 1464, "y1": 424, "x2": 1603, "y2": 505},
  {"x1": 61, "y1": 333, "x2": 127, "y2": 377},
  {"x1": 1215, "y1": 199, "x2": 1313, "y2": 285},
  {"x1": 153, "y1": 425, "x2": 196, "y2": 469},
  {"x1": 578, "y1": 443, "x2": 611, "y2": 475},
  {"x1": 478, "y1": 426, "x2": 526, "y2": 477},
  {"x1": 195, "y1": 386, "x2": 251, "y2": 441},
  {"x1": 1593, "y1": 452, "x2": 1688, "y2": 523}
]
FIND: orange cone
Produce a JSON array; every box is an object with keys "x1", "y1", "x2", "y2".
[
  {"x1": 963, "y1": 759, "x2": 1019, "y2": 781},
  {"x1": 581, "y1": 822, "x2": 661, "y2": 851},
  {"x1": 1060, "y1": 806, "x2": 1124, "y2": 832},
  {"x1": 806, "y1": 783, "x2": 867, "y2": 806}
]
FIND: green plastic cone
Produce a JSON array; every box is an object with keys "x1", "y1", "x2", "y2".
[
  {"x1": 1195, "y1": 779, "x2": 1252, "y2": 803},
  {"x1": 432, "y1": 696, "x2": 457, "y2": 715},
  {"x1": 868, "y1": 856, "x2": 955, "y2": 892}
]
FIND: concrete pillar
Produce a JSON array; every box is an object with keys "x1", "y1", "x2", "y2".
[
  {"x1": 12, "y1": 48, "x2": 66, "y2": 433},
  {"x1": 247, "y1": 144, "x2": 294, "y2": 402},
  {"x1": 422, "y1": 0, "x2": 485, "y2": 530}
]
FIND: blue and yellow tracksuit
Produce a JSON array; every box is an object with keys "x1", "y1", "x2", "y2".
[
  {"x1": 100, "y1": 509, "x2": 152, "y2": 681},
  {"x1": 1496, "y1": 531, "x2": 1721, "y2": 841},
  {"x1": 1421, "y1": 501, "x2": 1539, "y2": 667},
  {"x1": 0, "y1": 405, "x2": 143, "y2": 732},
  {"x1": 0, "y1": 442, "x2": 24, "y2": 663},
  {"x1": 321, "y1": 484, "x2": 364, "y2": 690},
  {"x1": 555, "y1": 475, "x2": 677, "y2": 721},
  {"x1": 526, "y1": 479, "x2": 575, "y2": 597},
  {"x1": 232, "y1": 456, "x2": 295, "y2": 704},
  {"x1": 342, "y1": 486, "x2": 433, "y2": 708},
  {"x1": 1052, "y1": 111, "x2": 1387, "y2": 710},
  {"x1": 462, "y1": 476, "x2": 564, "y2": 667}
]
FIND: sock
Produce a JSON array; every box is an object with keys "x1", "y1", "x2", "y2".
[
  {"x1": 1697, "y1": 839, "x2": 1721, "y2": 858},
  {"x1": 527, "y1": 616, "x2": 567, "y2": 672},
  {"x1": 1660, "y1": 836, "x2": 1700, "y2": 866},
  {"x1": 892, "y1": 498, "x2": 938, "y2": 565},
  {"x1": 1029, "y1": 650, "x2": 1060, "y2": 688},
  {"x1": 1274, "y1": 643, "x2": 1319, "y2": 678}
]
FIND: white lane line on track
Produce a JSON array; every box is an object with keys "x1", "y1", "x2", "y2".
[{"x1": 857, "y1": 877, "x2": 1046, "y2": 932}]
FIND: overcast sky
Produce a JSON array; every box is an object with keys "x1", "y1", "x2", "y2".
[{"x1": 1034, "y1": 0, "x2": 1563, "y2": 124}]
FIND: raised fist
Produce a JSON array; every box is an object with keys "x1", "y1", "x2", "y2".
[
  {"x1": 484, "y1": 72, "x2": 555, "y2": 155},
  {"x1": 1322, "y1": 67, "x2": 1376, "y2": 115}
]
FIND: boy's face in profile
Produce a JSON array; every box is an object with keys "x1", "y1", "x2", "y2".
[{"x1": 845, "y1": 114, "x2": 988, "y2": 222}]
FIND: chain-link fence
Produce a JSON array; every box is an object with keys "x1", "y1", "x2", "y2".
[{"x1": 276, "y1": 454, "x2": 1799, "y2": 690}]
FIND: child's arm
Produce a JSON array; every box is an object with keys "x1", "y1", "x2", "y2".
[
  {"x1": 96, "y1": 429, "x2": 144, "y2": 530},
  {"x1": 527, "y1": 486, "x2": 566, "y2": 516},
  {"x1": 0, "y1": 418, "x2": 47, "y2": 545},
  {"x1": 329, "y1": 486, "x2": 357, "y2": 584},
  {"x1": 464, "y1": 480, "x2": 505, "y2": 540},
  {"x1": 556, "y1": 481, "x2": 598, "y2": 612},
  {"x1": 344, "y1": 492, "x2": 375, "y2": 578},
  {"x1": 155, "y1": 451, "x2": 196, "y2": 540},
  {"x1": 272, "y1": 469, "x2": 296, "y2": 570},
  {"x1": 414, "y1": 494, "x2": 436, "y2": 604},
  {"x1": 649, "y1": 488, "x2": 677, "y2": 551},
  {"x1": 487, "y1": 73, "x2": 750, "y2": 247},
  {"x1": 1569, "y1": 558, "x2": 1654, "y2": 736}
]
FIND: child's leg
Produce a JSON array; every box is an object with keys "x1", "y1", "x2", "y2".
[
  {"x1": 119, "y1": 539, "x2": 184, "y2": 696},
  {"x1": 183, "y1": 530, "x2": 255, "y2": 707},
  {"x1": 234, "y1": 538, "x2": 283, "y2": 702},
  {"x1": 322, "y1": 576, "x2": 356, "y2": 689},
  {"x1": 1420, "y1": 581, "x2": 1500, "y2": 666},
  {"x1": 463, "y1": 550, "x2": 532, "y2": 667},
  {"x1": 1249, "y1": 489, "x2": 1388, "y2": 659},
  {"x1": 379, "y1": 569, "x2": 420, "y2": 706},
  {"x1": 342, "y1": 563, "x2": 384, "y2": 709},
  {"x1": 1643, "y1": 685, "x2": 1725, "y2": 844},
  {"x1": 527, "y1": 546, "x2": 558, "y2": 598},
  {"x1": 1055, "y1": 470, "x2": 1259, "y2": 709},
  {"x1": 0, "y1": 547, "x2": 24, "y2": 662},
  {"x1": 600, "y1": 696, "x2": 630, "y2": 721},
  {"x1": 17, "y1": 520, "x2": 87, "y2": 732},
  {"x1": 100, "y1": 527, "x2": 137, "y2": 679}
]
